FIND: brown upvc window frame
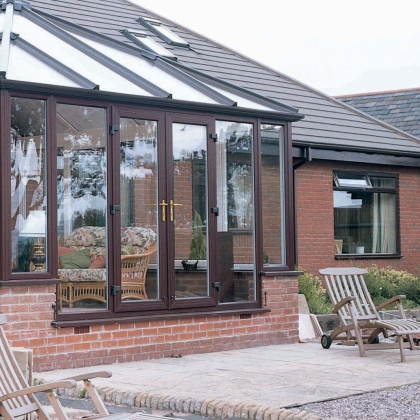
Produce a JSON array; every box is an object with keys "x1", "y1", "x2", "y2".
[
  {"x1": 333, "y1": 170, "x2": 400, "y2": 259},
  {"x1": 0, "y1": 83, "x2": 298, "y2": 326}
]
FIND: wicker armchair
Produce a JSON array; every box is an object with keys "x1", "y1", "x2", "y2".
[{"x1": 121, "y1": 245, "x2": 157, "y2": 301}]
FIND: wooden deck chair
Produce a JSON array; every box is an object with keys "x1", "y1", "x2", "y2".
[
  {"x1": 319, "y1": 267, "x2": 420, "y2": 362},
  {"x1": 0, "y1": 315, "x2": 178, "y2": 420}
]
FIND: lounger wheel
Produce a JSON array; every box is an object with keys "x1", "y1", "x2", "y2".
[{"x1": 321, "y1": 334, "x2": 332, "y2": 349}]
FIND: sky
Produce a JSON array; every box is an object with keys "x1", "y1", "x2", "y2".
[{"x1": 132, "y1": 0, "x2": 420, "y2": 96}]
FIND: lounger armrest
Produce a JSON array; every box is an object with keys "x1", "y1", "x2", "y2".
[
  {"x1": 64, "y1": 370, "x2": 112, "y2": 382},
  {"x1": 0, "y1": 380, "x2": 77, "y2": 402},
  {"x1": 376, "y1": 295, "x2": 406, "y2": 311},
  {"x1": 333, "y1": 296, "x2": 356, "y2": 313}
]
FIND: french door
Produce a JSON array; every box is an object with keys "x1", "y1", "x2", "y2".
[{"x1": 113, "y1": 108, "x2": 217, "y2": 312}]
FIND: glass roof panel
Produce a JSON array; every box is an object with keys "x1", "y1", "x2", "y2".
[
  {"x1": 8, "y1": 44, "x2": 81, "y2": 87},
  {"x1": 71, "y1": 33, "x2": 222, "y2": 104},
  {"x1": 12, "y1": 14, "x2": 153, "y2": 96},
  {"x1": 203, "y1": 84, "x2": 277, "y2": 111}
]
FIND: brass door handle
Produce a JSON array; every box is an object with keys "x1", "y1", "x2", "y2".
[
  {"x1": 170, "y1": 200, "x2": 183, "y2": 222},
  {"x1": 159, "y1": 200, "x2": 168, "y2": 221}
]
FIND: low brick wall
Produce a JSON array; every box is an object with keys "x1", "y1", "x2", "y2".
[{"x1": 0, "y1": 275, "x2": 299, "y2": 372}]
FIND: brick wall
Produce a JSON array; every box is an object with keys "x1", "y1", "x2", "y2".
[
  {"x1": 295, "y1": 160, "x2": 420, "y2": 277},
  {"x1": 0, "y1": 275, "x2": 298, "y2": 372}
]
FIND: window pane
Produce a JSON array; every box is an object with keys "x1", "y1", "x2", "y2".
[
  {"x1": 261, "y1": 125, "x2": 286, "y2": 266},
  {"x1": 56, "y1": 104, "x2": 107, "y2": 311},
  {"x1": 335, "y1": 173, "x2": 371, "y2": 188},
  {"x1": 11, "y1": 97, "x2": 47, "y2": 273},
  {"x1": 173, "y1": 123, "x2": 209, "y2": 299},
  {"x1": 216, "y1": 121, "x2": 255, "y2": 303},
  {"x1": 370, "y1": 176, "x2": 396, "y2": 188},
  {"x1": 120, "y1": 118, "x2": 158, "y2": 301},
  {"x1": 334, "y1": 190, "x2": 397, "y2": 254}
]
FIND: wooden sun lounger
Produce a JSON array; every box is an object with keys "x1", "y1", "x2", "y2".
[
  {"x1": 0, "y1": 314, "x2": 178, "y2": 420},
  {"x1": 319, "y1": 267, "x2": 420, "y2": 362}
]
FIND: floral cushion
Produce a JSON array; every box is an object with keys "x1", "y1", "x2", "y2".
[
  {"x1": 59, "y1": 267, "x2": 106, "y2": 282},
  {"x1": 58, "y1": 226, "x2": 156, "y2": 283}
]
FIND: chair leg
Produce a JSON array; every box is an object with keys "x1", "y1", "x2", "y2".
[
  {"x1": 354, "y1": 326, "x2": 366, "y2": 357},
  {"x1": 398, "y1": 335, "x2": 406, "y2": 362},
  {"x1": 407, "y1": 334, "x2": 416, "y2": 351}
]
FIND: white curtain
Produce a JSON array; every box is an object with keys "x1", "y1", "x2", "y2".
[{"x1": 372, "y1": 193, "x2": 396, "y2": 253}]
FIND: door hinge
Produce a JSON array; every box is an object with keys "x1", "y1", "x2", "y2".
[
  {"x1": 211, "y1": 207, "x2": 219, "y2": 216},
  {"x1": 210, "y1": 133, "x2": 218, "y2": 142},
  {"x1": 111, "y1": 285, "x2": 121, "y2": 296},
  {"x1": 110, "y1": 204, "x2": 120, "y2": 215},
  {"x1": 109, "y1": 124, "x2": 120, "y2": 135},
  {"x1": 213, "y1": 282, "x2": 220, "y2": 291}
]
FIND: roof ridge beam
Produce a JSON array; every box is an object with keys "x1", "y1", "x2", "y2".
[
  {"x1": 13, "y1": 35, "x2": 99, "y2": 89},
  {"x1": 20, "y1": 7, "x2": 171, "y2": 98}
]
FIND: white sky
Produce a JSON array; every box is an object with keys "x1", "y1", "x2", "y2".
[{"x1": 132, "y1": 0, "x2": 420, "y2": 96}]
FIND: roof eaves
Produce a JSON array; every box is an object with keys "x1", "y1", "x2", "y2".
[
  {"x1": 14, "y1": 35, "x2": 98, "y2": 89},
  {"x1": 292, "y1": 140, "x2": 420, "y2": 159},
  {"x1": 21, "y1": 6, "x2": 171, "y2": 98}
]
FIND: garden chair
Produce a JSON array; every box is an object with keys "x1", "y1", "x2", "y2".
[
  {"x1": 0, "y1": 314, "x2": 176, "y2": 420},
  {"x1": 319, "y1": 267, "x2": 420, "y2": 362}
]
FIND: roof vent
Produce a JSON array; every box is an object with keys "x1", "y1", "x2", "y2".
[{"x1": 137, "y1": 17, "x2": 190, "y2": 49}]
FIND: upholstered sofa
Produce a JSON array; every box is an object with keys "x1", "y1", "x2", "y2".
[{"x1": 58, "y1": 226, "x2": 157, "y2": 309}]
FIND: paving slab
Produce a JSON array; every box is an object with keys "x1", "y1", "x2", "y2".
[{"x1": 36, "y1": 342, "x2": 420, "y2": 419}]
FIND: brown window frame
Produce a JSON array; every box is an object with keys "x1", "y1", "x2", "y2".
[{"x1": 0, "y1": 85, "x2": 297, "y2": 326}]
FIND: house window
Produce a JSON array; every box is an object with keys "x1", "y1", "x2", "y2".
[
  {"x1": 11, "y1": 97, "x2": 47, "y2": 273},
  {"x1": 333, "y1": 172, "x2": 398, "y2": 256},
  {"x1": 261, "y1": 125, "x2": 286, "y2": 266},
  {"x1": 137, "y1": 17, "x2": 190, "y2": 49},
  {"x1": 56, "y1": 103, "x2": 107, "y2": 311}
]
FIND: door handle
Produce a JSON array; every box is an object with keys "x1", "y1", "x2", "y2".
[
  {"x1": 169, "y1": 200, "x2": 183, "y2": 222},
  {"x1": 159, "y1": 200, "x2": 168, "y2": 221}
]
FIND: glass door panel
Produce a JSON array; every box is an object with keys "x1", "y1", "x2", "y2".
[
  {"x1": 56, "y1": 104, "x2": 107, "y2": 312},
  {"x1": 215, "y1": 121, "x2": 256, "y2": 303},
  {"x1": 119, "y1": 118, "x2": 159, "y2": 302},
  {"x1": 172, "y1": 123, "x2": 209, "y2": 300}
]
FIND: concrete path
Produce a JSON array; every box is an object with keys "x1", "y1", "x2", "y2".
[{"x1": 36, "y1": 342, "x2": 420, "y2": 420}]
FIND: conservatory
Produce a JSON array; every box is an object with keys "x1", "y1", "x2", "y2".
[{"x1": 1, "y1": 0, "x2": 303, "y2": 327}]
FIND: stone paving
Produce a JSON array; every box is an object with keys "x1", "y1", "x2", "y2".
[{"x1": 37, "y1": 342, "x2": 420, "y2": 420}]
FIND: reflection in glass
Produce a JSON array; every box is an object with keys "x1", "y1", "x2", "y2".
[
  {"x1": 261, "y1": 125, "x2": 286, "y2": 266},
  {"x1": 120, "y1": 118, "x2": 159, "y2": 301},
  {"x1": 56, "y1": 104, "x2": 107, "y2": 311},
  {"x1": 216, "y1": 121, "x2": 255, "y2": 303},
  {"x1": 11, "y1": 97, "x2": 47, "y2": 273},
  {"x1": 334, "y1": 189, "x2": 397, "y2": 254},
  {"x1": 173, "y1": 123, "x2": 209, "y2": 299}
]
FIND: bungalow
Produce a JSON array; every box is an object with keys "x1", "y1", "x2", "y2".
[{"x1": 1, "y1": 0, "x2": 420, "y2": 371}]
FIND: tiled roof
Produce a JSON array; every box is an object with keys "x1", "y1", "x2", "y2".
[
  {"x1": 337, "y1": 88, "x2": 420, "y2": 139},
  {"x1": 25, "y1": 0, "x2": 420, "y2": 158}
]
